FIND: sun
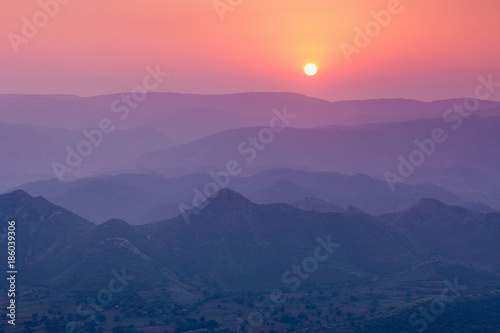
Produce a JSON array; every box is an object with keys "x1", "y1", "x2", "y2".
[{"x1": 304, "y1": 63, "x2": 318, "y2": 76}]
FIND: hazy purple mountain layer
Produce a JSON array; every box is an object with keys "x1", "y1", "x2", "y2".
[
  {"x1": 12, "y1": 169, "x2": 460, "y2": 224},
  {"x1": 135, "y1": 116, "x2": 500, "y2": 207},
  {"x1": 1, "y1": 93, "x2": 498, "y2": 143}
]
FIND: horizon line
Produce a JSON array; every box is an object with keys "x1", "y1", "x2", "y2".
[{"x1": 1, "y1": 91, "x2": 499, "y2": 104}]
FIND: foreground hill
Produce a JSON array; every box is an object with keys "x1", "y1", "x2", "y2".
[
  {"x1": 0, "y1": 189, "x2": 414, "y2": 292},
  {"x1": 353, "y1": 292, "x2": 500, "y2": 333},
  {"x1": 143, "y1": 189, "x2": 415, "y2": 290},
  {"x1": 0, "y1": 190, "x2": 191, "y2": 299},
  {"x1": 2, "y1": 189, "x2": 499, "y2": 293}
]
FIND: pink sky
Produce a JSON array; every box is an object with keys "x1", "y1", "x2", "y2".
[{"x1": 1, "y1": 0, "x2": 499, "y2": 101}]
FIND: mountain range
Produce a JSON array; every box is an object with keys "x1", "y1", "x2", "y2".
[
  {"x1": 2, "y1": 189, "x2": 499, "y2": 293},
  {"x1": 2, "y1": 93, "x2": 499, "y2": 143},
  {"x1": 1, "y1": 92, "x2": 499, "y2": 331},
  {"x1": 135, "y1": 115, "x2": 500, "y2": 208},
  {"x1": 11, "y1": 168, "x2": 464, "y2": 224}
]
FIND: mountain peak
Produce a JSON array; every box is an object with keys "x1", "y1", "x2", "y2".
[
  {"x1": 165, "y1": 188, "x2": 255, "y2": 226},
  {"x1": 342, "y1": 205, "x2": 367, "y2": 215},
  {"x1": 0, "y1": 190, "x2": 53, "y2": 209},
  {"x1": 411, "y1": 198, "x2": 449, "y2": 210},
  {"x1": 409, "y1": 198, "x2": 470, "y2": 216},
  {"x1": 208, "y1": 188, "x2": 253, "y2": 207},
  {"x1": 3, "y1": 189, "x2": 33, "y2": 200}
]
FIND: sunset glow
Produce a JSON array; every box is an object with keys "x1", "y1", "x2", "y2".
[
  {"x1": 1, "y1": 1, "x2": 500, "y2": 101},
  {"x1": 2, "y1": 2, "x2": 500, "y2": 331}
]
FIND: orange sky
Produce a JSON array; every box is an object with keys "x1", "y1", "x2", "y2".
[{"x1": 1, "y1": 0, "x2": 499, "y2": 101}]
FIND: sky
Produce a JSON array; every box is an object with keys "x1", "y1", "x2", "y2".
[{"x1": 1, "y1": 0, "x2": 499, "y2": 101}]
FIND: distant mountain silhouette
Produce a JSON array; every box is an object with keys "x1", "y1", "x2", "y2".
[
  {"x1": 231, "y1": 168, "x2": 459, "y2": 214},
  {"x1": 13, "y1": 168, "x2": 459, "y2": 224},
  {"x1": 1, "y1": 93, "x2": 498, "y2": 143},
  {"x1": 0, "y1": 122, "x2": 174, "y2": 191},
  {"x1": 135, "y1": 116, "x2": 500, "y2": 208}
]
